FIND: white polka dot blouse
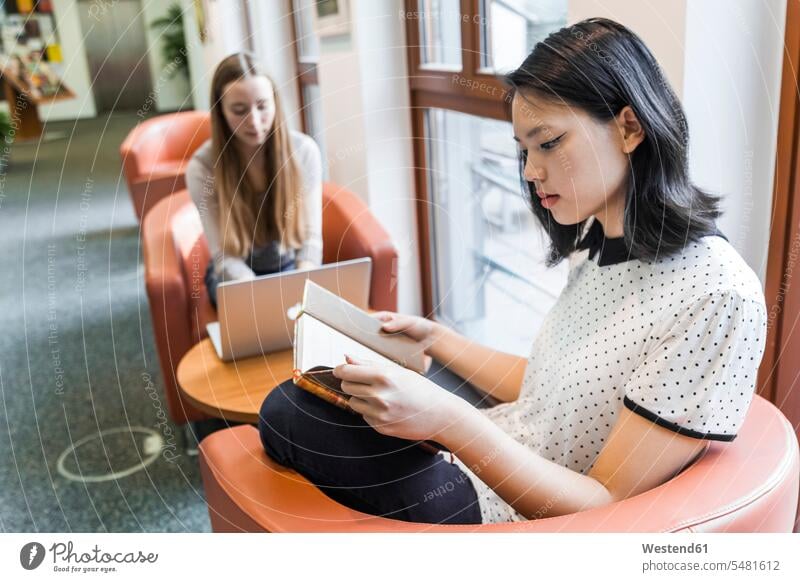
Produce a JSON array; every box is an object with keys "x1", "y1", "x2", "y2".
[{"x1": 445, "y1": 223, "x2": 768, "y2": 524}]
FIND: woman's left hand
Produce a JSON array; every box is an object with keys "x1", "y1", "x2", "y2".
[{"x1": 333, "y1": 354, "x2": 461, "y2": 442}]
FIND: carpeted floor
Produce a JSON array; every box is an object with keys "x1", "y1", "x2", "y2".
[{"x1": 0, "y1": 112, "x2": 211, "y2": 532}]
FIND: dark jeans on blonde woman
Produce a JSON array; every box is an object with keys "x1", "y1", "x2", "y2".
[
  {"x1": 258, "y1": 379, "x2": 484, "y2": 525},
  {"x1": 204, "y1": 242, "x2": 296, "y2": 309}
]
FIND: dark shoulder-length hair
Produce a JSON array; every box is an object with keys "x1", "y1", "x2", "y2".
[{"x1": 505, "y1": 17, "x2": 722, "y2": 267}]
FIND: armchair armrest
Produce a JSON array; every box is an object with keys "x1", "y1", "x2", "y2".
[{"x1": 142, "y1": 194, "x2": 210, "y2": 424}]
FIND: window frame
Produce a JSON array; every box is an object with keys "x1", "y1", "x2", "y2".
[
  {"x1": 405, "y1": 0, "x2": 513, "y2": 316},
  {"x1": 289, "y1": 0, "x2": 319, "y2": 135}
]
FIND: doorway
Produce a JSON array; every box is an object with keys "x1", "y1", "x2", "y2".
[{"x1": 77, "y1": 0, "x2": 153, "y2": 113}]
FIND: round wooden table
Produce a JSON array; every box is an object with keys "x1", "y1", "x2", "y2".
[{"x1": 176, "y1": 338, "x2": 294, "y2": 424}]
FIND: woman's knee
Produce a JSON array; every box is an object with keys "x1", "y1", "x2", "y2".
[{"x1": 258, "y1": 383, "x2": 296, "y2": 465}]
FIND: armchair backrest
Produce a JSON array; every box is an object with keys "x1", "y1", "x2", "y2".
[
  {"x1": 120, "y1": 111, "x2": 211, "y2": 221},
  {"x1": 320, "y1": 183, "x2": 398, "y2": 312},
  {"x1": 120, "y1": 111, "x2": 211, "y2": 186}
]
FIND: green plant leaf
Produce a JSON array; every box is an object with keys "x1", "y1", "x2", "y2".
[{"x1": 150, "y1": 3, "x2": 189, "y2": 81}]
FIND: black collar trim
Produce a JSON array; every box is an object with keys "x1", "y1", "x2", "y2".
[{"x1": 576, "y1": 220, "x2": 729, "y2": 267}]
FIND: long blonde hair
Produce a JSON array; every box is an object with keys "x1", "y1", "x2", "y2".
[{"x1": 209, "y1": 53, "x2": 304, "y2": 257}]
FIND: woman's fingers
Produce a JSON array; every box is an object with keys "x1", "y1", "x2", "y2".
[
  {"x1": 381, "y1": 316, "x2": 412, "y2": 332},
  {"x1": 346, "y1": 394, "x2": 369, "y2": 415},
  {"x1": 341, "y1": 380, "x2": 370, "y2": 397},
  {"x1": 372, "y1": 311, "x2": 394, "y2": 322},
  {"x1": 376, "y1": 314, "x2": 410, "y2": 334},
  {"x1": 372, "y1": 311, "x2": 416, "y2": 333},
  {"x1": 333, "y1": 356, "x2": 385, "y2": 385}
]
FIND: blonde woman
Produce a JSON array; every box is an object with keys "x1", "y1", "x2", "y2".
[{"x1": 186, "y1": 52, "x2": 322, "y2": 308}]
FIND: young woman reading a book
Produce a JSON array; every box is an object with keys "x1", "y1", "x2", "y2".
[
  {"x1": 186, "y1": 52, "x2": 323, "y2": 309},
  {"x1": 258, "y1": 18, "x2": 767, "y2": 525}
]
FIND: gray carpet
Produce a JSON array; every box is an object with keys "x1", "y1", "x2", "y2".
[{"x1": 0, "y1": 113, "x2": 211, "y2": 532}]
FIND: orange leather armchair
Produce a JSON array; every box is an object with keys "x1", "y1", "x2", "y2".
[
  {"x1": 197, "y1": 395, "x2": 799, "y2": 532},
  {"x1": 120, "y1": 111, "x2": 210, "y2": 221},
  {"x1": 142, "y1": 185, "x2": 398, "y2": 425}
]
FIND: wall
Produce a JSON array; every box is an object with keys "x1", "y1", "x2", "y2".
[
  {"x1": 317, "y1": 35, "x2": 368, "y2": 198},
  {"x1": 570, "y1": 0, "x2": 786, "y2": 285},
  {"x1": 568, "y1": 0, "x2": 687, "y2": 96},
  {"x1": 38, "y1": 0, "x2": 96, "y2": 121},
  {"x1": 180, "y1": 0, "x2": 301, "y2": 121},
  {"x1": 316, "y1": 0, "x2": 422, "y2": 314},
  {"x1": 179, "y1": 0, "x2": 207, "y2": 111},
  {"x1": 246, "y1": 0, "x2": 301, "y2": 131},
  {"x1": 683, "y1": 0, "x2": 786, "y2": 283},
  {"x1": 141, "y1": 1, "x2": 192, "y2": 112},
  {"x1": 181, "y1": 0, "x2": 249, "y2": 112},
  {"x1": 357, "y1": 1, "x2": 421, "y2": 315}
]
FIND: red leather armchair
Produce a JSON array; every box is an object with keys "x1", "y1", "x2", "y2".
[
  {"x1": 120, "y1": 111, "x2": 210, "y2": 221},
  {"x1": 197, "y1": 395, "x2": 800, "y2": 532},
  {"x1": 142, "y1": 185, "x2": 398, "y2": 425}
]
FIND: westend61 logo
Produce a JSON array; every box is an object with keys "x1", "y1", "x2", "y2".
[{"x1": 20, "y1": 541, "x2": 158, "y2": 573}]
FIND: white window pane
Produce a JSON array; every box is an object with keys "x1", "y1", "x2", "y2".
[
  {"x1": 293, "y1": 0, "x2": 319, "y2": 61},
  {"x1": 418, "y1": 0, "x2": 462, "y2": 69},
  {"x1": 424, "y1": 108, "x2": 568, "y2": 356},
  {"x1": 480, "y1": 0, "x2": 566, "y2": 73},
  {"x1": 302, "y1": 83, "x2": 328, "y2": 180}
]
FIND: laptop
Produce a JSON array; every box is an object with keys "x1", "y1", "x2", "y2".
[{"x1": 206, "y1": 257, "x2": 372, "y2": 361}]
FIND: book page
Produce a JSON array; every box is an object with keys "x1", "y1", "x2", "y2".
[
  {"x1": 302, "y1": 280, "x2": 427, "y2": 373},
  {"x1": 298, "y1": 314, "x2": 398, "y2": 373}
]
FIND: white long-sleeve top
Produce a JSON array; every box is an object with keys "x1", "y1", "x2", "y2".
[{"x1": 185, "y1": 131, "x2": 323, "y2": 281}]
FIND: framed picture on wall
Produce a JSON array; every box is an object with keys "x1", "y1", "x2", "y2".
[{"x1": 312, "y1": 0, "x2": 350, "y2": 38}]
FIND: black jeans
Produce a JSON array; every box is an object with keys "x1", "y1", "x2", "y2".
[{"x1": 258, "y1": 380, "x2": 483, "y2": 524}]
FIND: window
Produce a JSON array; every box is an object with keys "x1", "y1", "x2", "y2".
[
  {"x1": 291, "y1": 0, "x2": 327, "y2": 175},
  {"x1": 293, "y1": 0, "x2": 320, "y2": 60},
  {"x1": 479, "y1": 0, "x2": 567, "y2": 73},
  {"x1": 418, "y1": 0, "x2": 462, "y2": 69},
  {"x1": 406, "y1": 0, "x2": 568, "y2": 355}
]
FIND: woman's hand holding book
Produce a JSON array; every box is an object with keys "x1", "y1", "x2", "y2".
[
  {"x1": 332, "y1": 354, "x2": 464, "y2": 443},
  {"x1": 371, "y1": 312, "x2": 442, "y2": 373}
]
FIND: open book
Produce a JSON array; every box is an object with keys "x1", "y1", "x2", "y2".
[{"x1": 292, "y1": 280, "x2": 443, "y2": 454}]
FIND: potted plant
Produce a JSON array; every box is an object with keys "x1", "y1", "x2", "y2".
[
  {"x1": 0, "y1": 110, "x2": 12, "y2": 173},
  {"x1": 150, "y1": 4, "x2": 190, "y2": 81}
]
